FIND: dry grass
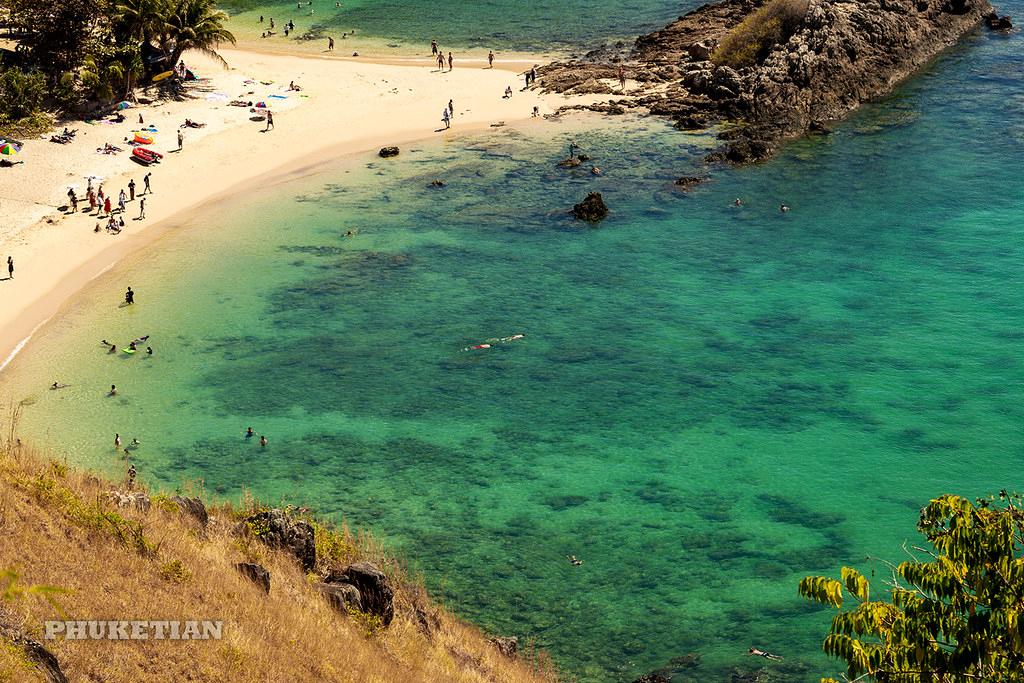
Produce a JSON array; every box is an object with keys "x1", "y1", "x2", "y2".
[
  {"x1": 711, "y1": 0, "x2": 810, "y2": 69},
  {"x1": 0, "y1": 421, "x2": 559, "y2": 683}
]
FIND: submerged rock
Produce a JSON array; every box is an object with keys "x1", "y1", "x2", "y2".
[
  {"x1": 378, "y1": 146, "x2": 400, "y2": 158},
  {"x1": 572, "y1": 192, "x2": 609, "y2": 222},
  {"x1": 673, "y1": 176, "x2": 706, "y2": 190}
]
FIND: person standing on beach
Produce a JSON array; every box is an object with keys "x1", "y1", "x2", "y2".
[
  {"x1": 138, "y1": 197, "x2": 146, "y2": 219},
  {"x1": 143, "y1": 172, "x2": 151, "y2": 194},
  {"x1": 442, "y1": 108, "x2": 450, "y2": 129},
  {"x1": 67, "y1": 188, "x2": 78, "y2": 213},
  {"x1": 448, "y1": 99, "x2": 454, "y2": 117},
  {"x1": 437, "y1": 52, "x2": 445, "y2": 70},
  {"x1": 125, "y1": 286, "x2": 135, "y2": 304},
  {"x1": 177, "y1": 129, "x2": 183, "y2": 150},
  {"x1": 103, "y1": 195, "x2": 112, "y2": 217},
  {"x1": 128, "y1": 178, "x2": 136, "y2": 201},
  {"x1": 118, "y1": 191, "x2": 126, "y2": 214},
  {"x1": 488, "y1": 50, "x2": 494, "y2": 68},
  {"x1": 6, "y1": 256, "x2": 13, "y2": 280},
  {"x1": 88, "y1": 188, "x2": 96, "y2": 212},
  {"x1": 328, "y1": 36, "x2": 334, "y2": 50},
  {"x1": 265, "y1": 110, "x2": 274, "y2": 131},
  {"x1": 618, "y1": 66, "x2": 626, "y2": 90},
  {"x1": 447, "y1": 51, "x2": 453, "y2": 71},
  {"x1": 431, "y1": 39, "x2": 438, "y2": 55}
]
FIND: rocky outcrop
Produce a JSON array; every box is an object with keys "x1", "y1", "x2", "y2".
[
  {"x1": 632, "y1": 674, "x2": 671, "y2": 683},
  {"x1": 378, "y1": 146, "x2": 400, "y2": 157},
  {"x1": 542, "y1": 0, "x2": 995, "y2": 163},
  {"x1": 235, "y1": 562, "x2": 271, "y2": 594},
  {"x1": 320, "y1": 562, "x2": 395, "y2": 626},
  {"x1": 0, "y1": 620, "x2": 67, "y2": 683},
  {"x1": 572, "y1": 192, "x2": 609, "y2": 221},
  {"x1": 172, "y1": 495, "x2": 208, "y2": 527},
  {"x1": 109, "y1": 490, "x2": 150, "y2": 512},
  {"x1": 673, "y1": 176, "x2": 706, "y2": 190},
  {"x1": 488, "y1": 636, "x2": 518, "y2": 658},
  {"x1": 239, "y1": 509, "x2": 316, "y2": 571}
]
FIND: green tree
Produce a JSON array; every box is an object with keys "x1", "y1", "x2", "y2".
[
  {"x1": 158, "y1": 0, "x2": 235, "y2": 69},
  {"x1": 799, "y1": 492, "x2": 1024, "y2": 682}
]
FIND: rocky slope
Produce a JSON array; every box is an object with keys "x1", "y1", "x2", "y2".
[{"x1": 540, "y1": 0, "x2": 998, "y2": 162}]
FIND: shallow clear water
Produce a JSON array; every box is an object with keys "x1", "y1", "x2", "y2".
[
  {"x1": 4, "y1": 13, "x2": 1024, "y2": 683},
  {"x1": 220, "y1": 0, "x2": 689, "y2": 54}
]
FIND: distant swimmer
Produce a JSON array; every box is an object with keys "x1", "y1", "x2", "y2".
[
  {"x1": 259, "y1": 435, "x2": 268, "y2": 447},
  {"x1": 748, "y1": 648, "x2": 782, "y2": 661},
  {"x1": 108, "y1": 344, "x2": 117, "y2": 354},
  {"x1": 246, "y1": 426, "x2": 255, "y2": 438},
  {"x1": 129, "y1": 341, "x2": 137, "y2": 351},
  {"x1": 734, "y1": 198, "x2": 743, "y2": 206},
  {"x1": 51, "y1": 382, "x2": 69, "y2": 390},
  {"x1": 462, "y1": 343, "x2": 492, "y2": 351},
  {"x1": 131, "y1": 438, "x2": 141, "y2": 446},
  {"x1": 567, "y1": 555, "x2": 583, "y2": 566},
  {"x1": 133, "y1": 335, "x2": 150, "y2": 344},
  {"x1": 115, "y1": 433, "x2": 122, "y2": 448},
  {"x1": 779, "y1": 204, "x2": 790, "y2": 213},
  {"x1": 109, "y1": 384, "x2": 118, "y2": 396},
  {"x1": 484, "y1": 334, "x2": 525, "y2": 344},
  {"x1": 125, "y1": 286, "x2": 134, "y2": 304},
  {"x1": 146, "y1": 347, "x2": 153, "y2": 355}
]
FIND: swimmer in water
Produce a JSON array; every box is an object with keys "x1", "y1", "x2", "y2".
[
  {"x1": 129, "y1": 341, "x2": 137, "y2": 351},
  {"x1": 246, "y1": 426, "x2": 255, "y2": 438},
  {"x1": 115, "y1": 433, "x2": 122, "y2": 448},
  {"x1": 259, "y1": 435, "x2": 268, "y2": 447},
  {"x1": 131, "y1": 438, "x2": 141, "y2": 446},
  {"x1": 109, "y1": 344, "x2": 117, "y2": 354},
  {"x1": 109, "y1": 384, "x2": 117, "y2": 396},
  {"x1": 734, "y1": 198, "x2": 743, "y2": 206},
  {"x1": 779, "y1": 203, "x2": 790, "y2": 213},
  {"x1": 146, "y1": 347, "x2": 153, "y2": 355},
  {"x1": 747, "y1": 648, "x2": 782, "y2": 661},
  {"x1": 567, "y1": 555, "x2": 583, "y2": 566}
]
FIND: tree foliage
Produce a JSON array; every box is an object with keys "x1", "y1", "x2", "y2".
[{"x1": 800, "y1": 492, "x2": 1024, "y2": 683}]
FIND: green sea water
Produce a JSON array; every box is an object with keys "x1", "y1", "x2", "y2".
[{"x1": 4, "y1": 13, "x2": 1024, "y2": 683}]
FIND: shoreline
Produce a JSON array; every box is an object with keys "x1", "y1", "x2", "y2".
[{"x1": 0, "y1": 46, "x2": 605, "y2": 373}]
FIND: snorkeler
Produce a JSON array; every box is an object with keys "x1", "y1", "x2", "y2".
[
  {"x1": 747, "y1": 648, "x2": 782, "y2": 661},
  {"x1": 246, "y1": 426, "x2": 255, "y2": 438},
  {"x1": 567, "y1": 555, "x2": 583, "y2": 566}
]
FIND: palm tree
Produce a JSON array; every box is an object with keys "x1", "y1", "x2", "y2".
[
  {"x1": 160, "y1": 0, "x2": 235, "y2": 69},
  {"x1": 115, "y1": 0, "x2": 168, "y2": 44}
]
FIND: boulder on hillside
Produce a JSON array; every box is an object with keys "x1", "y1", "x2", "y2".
[
  {"x1": 235, "y1": 562, "x2": 271, "y2": 594},
  {"x1": 571, "y1": 192, "x2": 609, "y2": 222},
  {"x1": 172, "y1": 496, "x2": 208, "y2": 527},
  {"x1": 318, "y1": 581, "x2": 363, "y2": 613},
  {"x1": 488, "y1": 636, "x2": 519, "y2": 658},
  {"x1": 239, "y1": 509, "x2": 316, "y2": 571},
  {"x1": 378, "y1": 146, "x2": 400, "y2": 157},
  {"x1": 321, "y1": 562, "x2": 394, "y2": 626},
  {"x1": 0, "y1": 622, "x2": 66, "y2": 683}
]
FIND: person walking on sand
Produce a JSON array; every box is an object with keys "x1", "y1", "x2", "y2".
[
  {"x1": 128, "y1": 178, "x2": 136, "y2": 201},
  {"x1": 448, "y1": 99, "x2": 454, "y2": 116},
  {"x1": 125, "y1": 286, "x2": 135, "y2": 304},
  {"x1": 447, "y1": 51, "x2": 453, "y2": 71},
  {"x1": 265, "y1": 110, "x2": 274, "y2": 131},
  {"x1": 6, "y1": 256, "x2": 13, "y2": 280},
  {"x1": 431, "y1": 39, "x2": 438, "y2": 55},
  {"x1": 442, "y1": 108, "x2": 451, "y2": 129},
  {"x1": 143, "y1": 172, "x2": 151, "y2": 194},
  {"x1": 177, "y1": 129, "x2": 183, "y2": 150},
  {"x1": 118, "y1": 188, "x2": 127, "y2": 210},
  {"x1": 530, "y1": 66, "x2": 537, "y2": 84},
  {"x1": 103, "y1": 195, "x2": 112, "y2": 217},
  {"x1": 328, "y1": 36, "x2": 334, "y2": 50},
  {"x1": 488, "y1": 50, "x2": 494, "y2": 68},
  {"x1": 437, "y1": 52, "x2": 445, "y2": 70},
  {"x1": 138, "y1": 197, "x2": 146, "y2": 219},
  {"x1": 88, "y1": 188, "x2": 96, "y2": 212}
]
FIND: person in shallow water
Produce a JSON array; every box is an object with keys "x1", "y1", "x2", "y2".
[
  {"x1": 259, "y1": 435, "x2": 268, "y2": 447},
  {"x1": 246, "y1": 426, "x2": 255, "y2": 438}
]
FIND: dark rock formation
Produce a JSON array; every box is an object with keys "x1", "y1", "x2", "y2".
[
  {"x1": 429, "y1": 179, "x2": 445, "y2": 187},
  {"x1": 321, "y1": 562, "x2": 394, "y2": 626},
  {"x1": 572, "y1": 192, "x2": 609, "y2": 221},
  {"x1": 172, "y1": 495, "x2": 208, "y2": 527},
  {"x1": 0, "y1": 621, "x2": 66, "y2": 683},
  {"x1": 378, "y1": 146, "x2": 400, "y2": 157},
  {"x1": 673, "y1": 176, "x2": 706, "y2": 190},
  {"x1": 239, "y1": 509, "x2": 316, "y2": 571},
  {"x1": 542, "y1": 0, "x2": 993, "y2": 163},
  {"x1": 985, "y1": 10, "x2": 1012, "y2": 27},
  {"x1": 632, "y1": 674, "x2": 671, "y2": 683},
  {"x1": 488, "y1": 636, "x2": 519, "y2": 658},
  {"x1": 235, "y1": 562, "x2": 271, "y2": 594}
]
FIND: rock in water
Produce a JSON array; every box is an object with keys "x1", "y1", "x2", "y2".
[
  {"x1": 235, "y1": 562, "x2": 271, "y2": 594},
  {"x1": 673, "y1": 176, "x2": 705, "y2": 190},
  {"x1": 378, "y1": 146, "x2": 399, "y2": 158},
  {"x1": 572, "y1": 192, "x2": 609, "y2": 221}
]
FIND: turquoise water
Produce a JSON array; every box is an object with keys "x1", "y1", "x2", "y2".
[
  {"x1": 220, "y1": 0, "x2": 688, "y2": 53},
  {"x1": 5, "y1": 14, "x2": 1024, "y2": 683}
]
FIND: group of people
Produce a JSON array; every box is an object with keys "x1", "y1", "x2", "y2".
[
  {"x1": 77, "y1": 174, "x2": 151, "y2": 224},
  {"x1": 245, "y1": 426, "x2": 269, "y2": 448}
]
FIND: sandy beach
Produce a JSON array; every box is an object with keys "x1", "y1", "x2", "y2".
[{"x1": 0, "y1": 47, "x2": 608, "y2": 371}]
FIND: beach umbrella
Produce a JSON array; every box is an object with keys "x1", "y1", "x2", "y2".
[
  {"x1": 0, "y1": 143, "x2": 19, "y2": 155},
  {"x1": 116, "y1": 101, "x2": 133, "y2": 110}
]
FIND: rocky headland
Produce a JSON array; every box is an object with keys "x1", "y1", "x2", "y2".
[{"x1": 540, "y1": 0, "x2": 1002, "y2": 162}]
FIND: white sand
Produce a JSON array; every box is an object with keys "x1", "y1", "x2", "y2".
[{"x1": 0, "y1": 48, "x2": 606, "y2": 369}]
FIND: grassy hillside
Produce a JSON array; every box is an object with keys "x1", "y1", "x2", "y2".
[{"x1": 0, "y1": 424, "x2": 557, "y2": 683}]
